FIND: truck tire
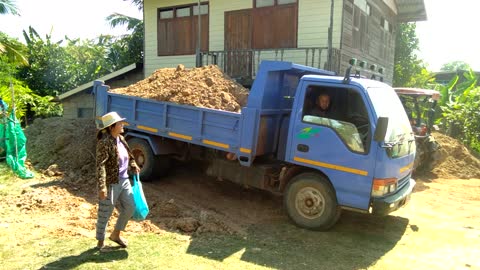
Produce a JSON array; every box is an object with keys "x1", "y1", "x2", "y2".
[
  {"x1": 128, "y1": 138, "x2": 171, "y2": 181},
  {"x1": 284, "y1": 173, "x2": 341, "y2": 230}
]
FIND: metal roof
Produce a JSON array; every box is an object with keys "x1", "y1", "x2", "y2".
[
  {"x1": 57, "y1": 63, "x2": 138, "y2": 101},
  {"x1": 395, "y1": 0, "x2": 427, "y2": 22},
  {"x1": 393, "y1": 87, "x2": 441, "y2": 100}
]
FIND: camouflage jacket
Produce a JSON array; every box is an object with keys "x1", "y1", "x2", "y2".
[{"x1": 96, "y1": 134, "x2": 137, "y2": 192}]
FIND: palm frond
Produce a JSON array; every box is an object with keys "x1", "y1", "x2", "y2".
[
  {"x1": 0, "y1": 35, "x2": 28, "y2": 66},
  {"x1": 106, "y1": 13, "x2": 142, "y2": 31},
  {"x1": 124, "y1": 0, "x2": 143, "y2": 11},
  {"x1": 0, "y1": 0, "x2": 20, "y2": 16}
]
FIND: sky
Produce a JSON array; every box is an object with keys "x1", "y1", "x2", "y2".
[
  {"x1": 0, "y1": 0, "x2": 478, "y2": 72},
  {"x1": 416, "y1": 0, "x2": 480, "y2": 71},
  {"x1": 0, "y1": 0, "x2": 142, "y2": 41}
]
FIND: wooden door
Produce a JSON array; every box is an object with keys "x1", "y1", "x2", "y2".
[{"x1": 225, "y1": 10, "x2": 252, "y2": 79}]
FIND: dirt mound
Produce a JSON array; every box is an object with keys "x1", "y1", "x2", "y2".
[
  {"x1": 431, "y1": 132, "x2": 480, "y2": 179},
  {"x1": 6, "y1": 180, "x2": 238, "y2": 237},
  {"x1": 22, "y1": 117, "x2": 239, "y2": 235},
  {"x1": 111, "y1": 65, "x2": 249, "y2": 112},
  {"x1": 24, "y1": 117, "x2": 96, "y2": 184}
]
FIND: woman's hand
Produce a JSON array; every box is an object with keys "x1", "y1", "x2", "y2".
[
  {"x1": 99, "y1": 189, "x2": 107, "y2": 200},
  {"x1": 133, "y1": 164, "x2": 141, "y2": 174}
]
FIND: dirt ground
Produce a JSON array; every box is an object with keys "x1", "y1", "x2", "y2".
[
  {"x1": 0, "y1": 117, "x2": 478, "y2": 268},
  {"x1": 20, "y1": 117, "x2": 480, "y2": 237},
  {"x1": 2, "y1": 164, "x2": 479, "y2": 268}
]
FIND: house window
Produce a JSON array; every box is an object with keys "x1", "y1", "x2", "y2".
[
  {"x1": 157, "y1": 3, "x2": 209, "y2": 56},
  {"x1": 252, "y1": 0, "x2": 298, "y2": 49},
  {"x1": 255, "y1": 0, "x2": 297, "y2": 7},
  {"x1": 256, "y1": 0, "x2": 274, "y2": 7},
  {"x1": 380, "y1": 17, "x2": 390, "y2": 32},
  {"x1": 353, "y1": 0, "x2": 368, "y2": 13},
  {"x1": 352, "y1": 3, "x2": 368, "y2": 51},
  {"x1": 379, "y1": 17, "x2": 393, "y2": 59}
]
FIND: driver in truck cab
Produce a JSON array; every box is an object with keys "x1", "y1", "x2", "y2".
[{"x1": 311, "y1": 92, "x2": 333, "y2": 118}]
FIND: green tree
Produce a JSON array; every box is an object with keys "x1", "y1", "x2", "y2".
[
  {"x1": 0, "y1": 0, "x2": 19, "y2": 15},
  {"x1": 440, "y1": 61, "x2": 471, "y2": 72},
  {"x1": 106, "y1": 12, "x2": 144, "y2": 67},
  {"x1": 0, "y1": 32, "x2": 27, "y2": 66},
  {"x1": 18, "y1": 27, "x2": 77, "y2": 96},
  {"x1": 393, "y1": 23, "x2": 433, "y2": 87},
  {"x1": 0, "y1": 1, "x2": 27, "y2": 66},
  {"x1": 18, "y1": 27, "x2": 115, "y2": 96},
  {"x1": 0, "y1": 55, "x2": 62, "y2": 120}
]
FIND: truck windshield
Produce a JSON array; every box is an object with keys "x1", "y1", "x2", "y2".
[{"x1": 367, "y1": 87, "x2": 415, "y2": 158}]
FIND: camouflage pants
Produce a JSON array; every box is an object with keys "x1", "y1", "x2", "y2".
[{"x1": 96, "y1": 177, "x2": 134, "y2": 241}]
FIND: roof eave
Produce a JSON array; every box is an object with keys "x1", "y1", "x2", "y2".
[
  {"x1": 57, "y1": 63, "x2": 139, "y2": 101},
  {"x1": 396, "y1": 0, "x2": 427, "y2": 22}
]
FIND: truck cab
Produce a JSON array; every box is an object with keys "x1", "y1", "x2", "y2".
[{"x1": 282, "y1": 74, "x2": 416, "y2": 229}]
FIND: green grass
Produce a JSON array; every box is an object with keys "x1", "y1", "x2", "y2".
[{"x1": 0, "y1": 227, "x2": 407, "y2": 270}]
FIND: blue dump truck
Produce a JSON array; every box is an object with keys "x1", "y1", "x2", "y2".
[{"x1": 94, "y1": 61, "x2": 416, "y2": 230}]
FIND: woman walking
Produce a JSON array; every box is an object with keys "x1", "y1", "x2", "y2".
[{"x1": 95, "y1": 111, "x2": 140, "y2": 249}]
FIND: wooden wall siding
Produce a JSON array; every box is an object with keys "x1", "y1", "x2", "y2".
[
  {"x1": 297, "y1": 0, "x2": 343, "y2": 48},
  {"x1": 340, "y1": 0, "x2": 397, "y2": 83},
  {"x1": 144, "y1": 0, "x2": 348, "y2": 77},
  {"x1": 252, "y1": 4, "x2": 297, "y2": 49},
  {"x1": 157, "y1": 20, "x2": 175, "y2": 55},
  {"x1": 225, "y1": 10, "x2": 253, "y2": 77},
  {"x1": 194, "y1": 15, "x2": 209, "y2": 51},
  {"x1": 210, "y1": 0, "x2": 342, "y2": 50},
  {"x1": 210, "y1": 0, "x2": 253, "y2": 51},
  {"x1": 225, "y1": 10, "x2": 252, "y2": 50}
]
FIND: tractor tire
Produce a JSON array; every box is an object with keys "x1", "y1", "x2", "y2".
[{"x1": 284, "y1": 173, "x2": 341, "y2": 230}]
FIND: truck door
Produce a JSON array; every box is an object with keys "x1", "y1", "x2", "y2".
[{"x1": 286, "y1": 81, "x2": 377, "y2": 210}]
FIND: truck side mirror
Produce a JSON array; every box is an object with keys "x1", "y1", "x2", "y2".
[{"x1": 374, "y1": 117, "x2": 388, "y2": 142}]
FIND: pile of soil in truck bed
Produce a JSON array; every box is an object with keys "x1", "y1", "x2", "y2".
[{"x1": 110, "y1": 65, "x2": 249, "y2": 112}]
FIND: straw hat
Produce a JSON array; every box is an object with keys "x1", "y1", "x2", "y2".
[{"x1": 95, "y1": 112, "x2": 126, "y2": 130}]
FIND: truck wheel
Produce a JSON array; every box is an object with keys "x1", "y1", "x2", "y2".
[
  {"x1": 284, "y1": 173, "x2": 341, "y2": 230},
  {"x1": 128, "y1": 138, "x2": 157, "y2": 181}
]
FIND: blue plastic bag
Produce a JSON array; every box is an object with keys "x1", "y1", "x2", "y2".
[{"x1": 132, "y1": 174, "x2": 149, "y2": 221}]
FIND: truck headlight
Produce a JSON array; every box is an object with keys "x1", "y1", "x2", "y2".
[{"x1": 372, "y1": 178, "x2": 398, "y2": 197}]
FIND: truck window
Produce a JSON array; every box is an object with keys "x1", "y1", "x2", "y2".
[{"x1": 302, "y1": 85, "x2": 370, "y2": 154}]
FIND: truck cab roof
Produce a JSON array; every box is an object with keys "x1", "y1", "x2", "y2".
[{"x1": 301, "y1": 74, "x2": 391, "y2": 90}]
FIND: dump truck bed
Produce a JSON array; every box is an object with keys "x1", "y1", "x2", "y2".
[{"x1": 94, "y1": 61, "x2": 335, "y2": 166}]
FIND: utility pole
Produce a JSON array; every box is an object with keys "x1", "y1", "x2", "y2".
[
  {"x1": 195, "y1": 0, "x2": 202, "y2": 67},
  {"x1": 327, "y1": 0, "x2": 334, "y2": 71}
]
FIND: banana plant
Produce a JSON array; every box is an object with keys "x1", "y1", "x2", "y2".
[{"x1": 438, "y1": 68, "x2": 480, "y2": 152}]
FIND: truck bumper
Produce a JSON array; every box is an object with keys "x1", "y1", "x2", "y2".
[{"x1": 371, "y1": 178, "x2": 416, "y2": 216}]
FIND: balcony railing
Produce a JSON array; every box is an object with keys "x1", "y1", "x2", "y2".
[{"x1": 200, "y1": 47, "x2": 341, "y2": 85}]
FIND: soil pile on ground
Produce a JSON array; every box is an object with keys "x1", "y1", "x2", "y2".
[
  {"x1": 431, "y1": 132, "x2": 480, "y2": 179},
  {"x1": 22, "y1": 117, "x2": 239, "y2": 235},
  {"x1": 111, "y1": 65, "x2": 249, "y2": 112},
  {"x1": 24, "y1": 117, "x2": 96, "y2": 186},
  {"x1": 5, "y1": 181, "x2": 236, "y2": 237}
]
